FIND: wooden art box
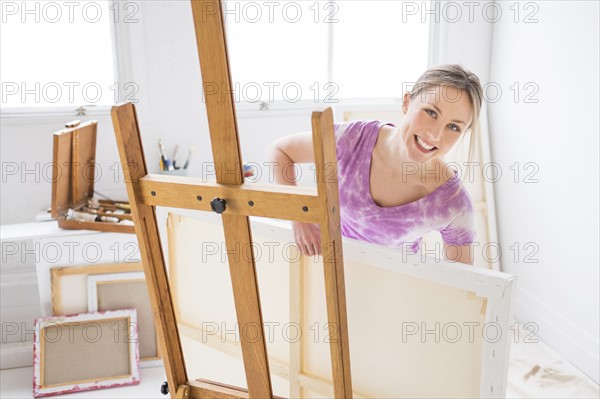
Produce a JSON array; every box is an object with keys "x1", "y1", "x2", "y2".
[{"x1": 51, "y1": 120, "x2": 135, "y2": 234}]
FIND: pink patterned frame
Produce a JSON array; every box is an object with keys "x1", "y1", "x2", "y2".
[{"x1": 33, "y1": 309, "x2": 140, "y2": 397}]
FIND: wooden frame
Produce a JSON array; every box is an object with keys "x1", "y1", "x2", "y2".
[
  {"x1": 110, "y1": 0, "x2": 352, "y2": 397},
  {"x1": 50, "y1": 263, "x2": 143, "y2": 316},
  {"x1": 33, "y1": 309, "x2": 140, "y2": 397},
  {"x1": 165, "y1": 210, "x2": 516, "y2": 398},
  {"x1": 87, "y1": 272, "x2": 162, "y2": 366}
]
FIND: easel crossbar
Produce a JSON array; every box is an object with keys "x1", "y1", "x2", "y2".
[
  {"x1": 187, "y1": 379, "x2": 286, "y2": 399},
  {"x1": 137, "y1": 175, "x2": 322, "y2": 222}
]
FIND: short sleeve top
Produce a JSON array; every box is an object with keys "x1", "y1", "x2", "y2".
[{"x1": 333, "y1": 120, "x2": 476, "y2": 253}]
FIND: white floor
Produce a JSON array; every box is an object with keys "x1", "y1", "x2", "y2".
[
  {"x1": 1, "y1": 366, "x2": 167, "y2": 399},
  {"x1": 505, "y1": 325, "x2": 599, "y2": 398},
  {"x1": 1, "y1": 325, "x2": 598, "y2": 398}
]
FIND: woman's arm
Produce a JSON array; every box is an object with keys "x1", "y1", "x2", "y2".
[
  {"x1": 266, "y1": 131, "x2": 322, "y2": 256},
  {"x1": 266, "y1": 131, "x2": 315, "y2": 185},
  {"x1": 443, "y1": 244, "x2": 474, "y2": 265}
]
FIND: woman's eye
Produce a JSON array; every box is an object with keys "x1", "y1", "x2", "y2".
[{"x1": 426, "y1": 109, "x2": 460, "y2": 132}]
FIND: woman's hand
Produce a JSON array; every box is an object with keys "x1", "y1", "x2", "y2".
[{"x1": 292, "y1": 221, "x2": 322, "y2": 256}]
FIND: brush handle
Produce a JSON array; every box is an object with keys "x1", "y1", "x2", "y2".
[
  {"x1": 172, "y1": 145, "x2": 180, "y2": 168},
  {"x1": 183, "y1": 149, "x2": 193, "y2": 169}
]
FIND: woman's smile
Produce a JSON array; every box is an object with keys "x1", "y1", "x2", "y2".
[{"x1": 414, "y1": 134, "x2": 437, "y2": 153}]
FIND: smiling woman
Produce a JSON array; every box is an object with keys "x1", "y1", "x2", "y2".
[{"x1": 267, "y1": 64, "x2": 484, "y2": 264}]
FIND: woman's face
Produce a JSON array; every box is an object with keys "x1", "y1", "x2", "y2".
[{"x1": 400, "y1": 85, "x2": 474, "y2": 164}]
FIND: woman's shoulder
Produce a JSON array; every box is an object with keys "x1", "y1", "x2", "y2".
[
  {"x1": 334, "y1": 119, "x2": 394, "y2": 142},
  {"x1": 422, "y1": 161, "x2": 471, "y2": 204},
  {"x1": 334, "y1": 120, "x2": 385, "y2": 156},
  {"x1": 440, "y1": 164, "x2": 473, "y2": 209},
  {"x1": 334, "y1": 119, "x2": 382, "y2": 133}
]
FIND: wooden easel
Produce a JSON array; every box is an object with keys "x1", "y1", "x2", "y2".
[{"x1": 111, "y1": 1, "x2": 352, "y2": 398}]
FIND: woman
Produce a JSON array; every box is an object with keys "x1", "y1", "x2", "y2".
[{"x1": 266, "y1": 64, "x2": 483, "y2": 265}]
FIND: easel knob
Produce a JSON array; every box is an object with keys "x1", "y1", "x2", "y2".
[
  {"x1": 210, "y1": 197, "x2": 227, "y2": 214},
  {"x1": 160, "y1": 381, "x2": 169, "y2": 395}
]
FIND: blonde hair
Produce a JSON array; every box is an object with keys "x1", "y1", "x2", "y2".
[{"x1": 408, "y1": 64, "x2": 484, "y2": 163}]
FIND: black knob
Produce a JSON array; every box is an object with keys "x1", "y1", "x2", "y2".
[
  {"x1": 160, "y1": 381, "x2": 169, "y2": 395},
  {"x1": 210, "y1": 197, "x2": 227, "y2": 214}
]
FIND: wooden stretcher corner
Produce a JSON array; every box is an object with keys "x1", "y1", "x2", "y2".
[{"x1": 467, "y1": 290, "x2": 488, "y2": 315}]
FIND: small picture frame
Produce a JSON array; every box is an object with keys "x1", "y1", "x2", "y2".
[
  {"x1": 87, "y1": 272, "x2": 161, "y2": 367},
  {"x1": 50, "y1": 263, "x2": 144, "y2": 316},
  {"x1": 33, "y1": 309, "x2": 140, "y2": 398}
]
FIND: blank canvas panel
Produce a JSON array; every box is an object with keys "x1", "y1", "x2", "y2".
[
  {"x1": 87, "y1": 273, "x2": 160, "y2": 364},
  {"x1": 42, "y1": 318, "x2": 132, "y2": 385},
  {"x1": 166, "y1": 211, "x2": 503, "y2": 398},
  {"x1": 53, "y1": 273, "x2": 88, "y2": 315},
  {"x1": 167, "y1": 212, "x2": 292, "y2": 396},
  {"x1": 33, "y1": 309, "x2": 140, "y2": 397},
  {"x1": 302, "y1": 254, "x2": 484, "y2": 398},
  {"x1": 96, "y1": 281, "x2": 157, "y2": 359}
]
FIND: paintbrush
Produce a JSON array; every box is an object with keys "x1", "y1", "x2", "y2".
[{"x1": 183, "y1": 146, "x2": 195, "y2": 169}]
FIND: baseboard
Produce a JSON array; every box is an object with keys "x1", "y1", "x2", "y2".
[
  {"x1": 515, "y1": 287, "x2": 599, "y2": 384},
  {"x1": 0, "y1": 342, "x2": 33, "y2": 369}
]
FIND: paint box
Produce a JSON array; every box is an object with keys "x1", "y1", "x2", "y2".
[{"x1": 50, "y1": 120, "x2": 135, "y2": 234}]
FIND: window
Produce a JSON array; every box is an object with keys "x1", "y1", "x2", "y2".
[
  {"x1": 225, "y1": 0, "x2": 430, "y2": 104},
  {"x1": 331, "y1": 1, "x2": 430, "y2": 99},
  {"x1": 1, "y1": 0, "x2": 118, "y2": 110},
  {"x1": 225, "y1": 1, "x2": 329, "y2": 104}
]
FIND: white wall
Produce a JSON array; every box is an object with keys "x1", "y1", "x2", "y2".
[
  {"x1": 0, "y1": 114, "x2": 127, "y2": 224},
  {"x1": 487, "y1": 1, "x2": 599, "y2": 382}
]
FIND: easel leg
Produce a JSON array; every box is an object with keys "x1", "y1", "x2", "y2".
[
  {"x1": 222, "y1": 214, "x2": 273, "y2": 397},
  {"x1": 312, "y1": 109, "x2": 354, "y2": 398},
  {"x1": 190, "y1": 0, "x2": 274, "y2": 396},
  {"x1": 111, "y1": 104, "x2": 188, "y2": 398},
  {"x1": 175, "y1": 385, "x2": 190, "y2": 399}
]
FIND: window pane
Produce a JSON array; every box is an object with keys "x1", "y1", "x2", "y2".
[
  {"x1": 1, "y1": 0, "x2": 116, "y2": 108},
  {"x1": 225, "y1": 0, "x2": 329, "y2": 103},
  {"x1": 332, "y1": 1, "x2": 430, "y2": 99}
]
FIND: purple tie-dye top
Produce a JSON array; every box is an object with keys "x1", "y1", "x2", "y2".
[{"x1": 333, "y1": 120, "x2": 476, "y2": 253}]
